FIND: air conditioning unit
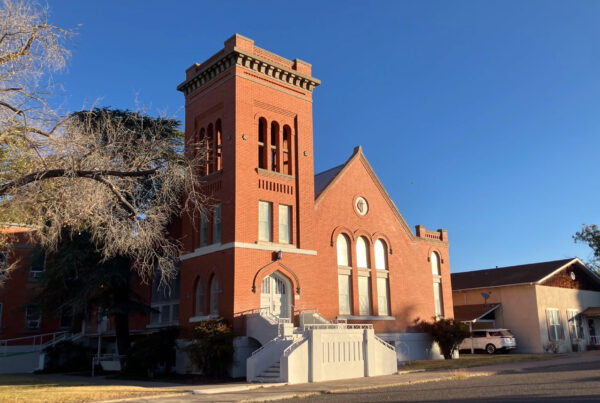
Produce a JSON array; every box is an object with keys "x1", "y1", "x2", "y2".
[
  {"x1": 29, "y1": 270, "x2": 43, "y2": 279},
  {"x1": 27, "y1": 319, "x2": 40, "y2": 329}
]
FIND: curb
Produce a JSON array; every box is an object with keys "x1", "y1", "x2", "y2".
[{"x1": 193, "y1": 382, "x2": 287, "y2": 394}]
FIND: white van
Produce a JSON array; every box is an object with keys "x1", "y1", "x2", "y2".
[{"x1": 459, "y1": 329, "x2": 517, "y2": 354}]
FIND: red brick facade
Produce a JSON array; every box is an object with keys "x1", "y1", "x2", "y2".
[{"x1": 177, "y1": 34, "x2": 453, "y2": 337}]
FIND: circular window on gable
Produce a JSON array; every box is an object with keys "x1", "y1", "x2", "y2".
[{"x1": 354, "y1": 196, "x2": 369, "y2": 216}]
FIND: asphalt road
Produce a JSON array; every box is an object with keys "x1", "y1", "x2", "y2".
[{"x1": 296, "y1": 360, "x2": 600, "y2": 403}]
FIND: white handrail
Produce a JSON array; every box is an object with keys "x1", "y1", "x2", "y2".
[{"x1": 374, "y1": 335, "x2": 396, "y2": 352}]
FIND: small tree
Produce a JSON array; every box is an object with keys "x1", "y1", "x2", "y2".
[
  {"x1": 415, "y1": 317, "x2": 470, "y2": 359},
  {"x1": 574, "y1": 224, "x2": 600, "y2": 274},
  {"x1": 185, "y1": 318, "x2": 235, "y2": 378}
]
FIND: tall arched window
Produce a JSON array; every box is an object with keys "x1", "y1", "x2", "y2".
[
  {"x1": 270, "y1": 121, "x2": 279, "y2": 172},
  {"x1": 356, "y1": 236, "x2": 371, "y2": 315},
  {"x1": 195, "y1": 280, "x2": 204, "y2": 316},
  {"x1": 336, "y1": 234, "x2": 350, "y2": 267},
  {"x1": 199, "y1": 128, "x2": 206, "y2": 176},
  {"x1": 282, "y1": 125, "x2": 292, "y2": 175},
  {"x1": 215, "y1": 119, "x2": 222, "y2": 171},
  {"x1": 431, "y1": 252, "x2": 443, "y2": 317},
  {"x1": 431, "y1": 252, "x2": 440, "y2": 275},
  {"x1": 374, "y1": 239, "x2": 390, "y2": 316},
  {"x1": 336, "y1": 233, "x2": 351, "y2": 315},
  {"x1": 258, "y1": 118, "x2": 267, "y2": 169},
  {"x1": 374, "y1": 239, "x2": 388, "y2": 270},
  {"x1": 209, "y1": 276, "x2": 219, "y2": 315},
  {"x1": 356, "y1": 237, "x2": 370, "y2": 268}
]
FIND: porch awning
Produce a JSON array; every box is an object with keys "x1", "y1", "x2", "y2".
[
  {"x1": 580, "y1": 307, "x2": 600, "y2": 317},
  {"x1": 454, "y1": 303, "x2": 501, "y2": 323}
]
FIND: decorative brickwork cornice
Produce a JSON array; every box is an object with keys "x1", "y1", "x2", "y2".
[{"x1": 177, "y1": 47, "x2": 321, "y2": 97}]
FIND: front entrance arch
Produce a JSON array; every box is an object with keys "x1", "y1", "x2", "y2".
[{"x1": 260, "y1": 272, "x2": 291, "y2": 318}]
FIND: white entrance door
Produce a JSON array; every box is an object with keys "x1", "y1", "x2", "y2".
[{"x1": 261, "y1": 273, "x2": 289, "y2": 318}]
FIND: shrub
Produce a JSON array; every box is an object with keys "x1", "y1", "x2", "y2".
[
  {"x1": 125, "y1": 326, "x2": 179, "y2": 378},
  {"x1": 415, "y1": 317, "x2": 470, "y2": 359},
  {"x1": 185, "y1": 317, "x2": 234, "y2": 378},
  {"x1": 43, "y1": 340, "x2": 93, "y2": 372}
]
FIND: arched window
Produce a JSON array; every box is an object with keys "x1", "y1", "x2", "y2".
[
  {"x1": 336, "y1": 234, "x2": 350, "y2": 267},
  {"x1": 206, "y1": 123, "x2": 214, "y2": 174},
  {"x1": 209, "y1": 276, "x2": 219, "y2": 315},
  {"x1": 374, "y1": 239, "x2": 389, "y2": 316},
  {"x1": 374, "y1": 239, "x2": 388, "y2": 270},
  {"x1": 215, "y1": 119, "x2": 222, "y2": 171},
  {"x1": 195, "y1": 280, "x2": 204, "y2": 316},
  {"x1": 198, "y1": 128, "x2": 206, "y2": 176},
  {"x1": 336, "y1": 233, "x2": 351, "y2": 315},
  {"x1": 282, "y1": 125, "x2": 292, "y2": 175},
  {"x1": 258, "y1": 118, "x2": 267, "y2": 169},
  {"x1": 431, "y1": 252, "x2": 443, "y2": 317},
  {"x1": 431, "y1": 252, "x2": 440, "y2": 275},
  {"x1": 356, "y1": 237, "x2": 370, "y2": 268},
  {"x1": 270, "y1": 121, "x2": 279, "y2": 172}
]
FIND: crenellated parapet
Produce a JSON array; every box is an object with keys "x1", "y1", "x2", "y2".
[
  {"x1": 177, "y1": 34, "x2": 321, "y2": 97},
  {"x1": 415, "y1": 225, "x2": 448, "y2": 242}
]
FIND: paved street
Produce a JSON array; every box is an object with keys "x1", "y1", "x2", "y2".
[
  {"x1": 298, "y1": 360, "x2": 600, "y2": 403},
  {"x1": 112, "y1": 352, "x2": 600, "y2": 403}
]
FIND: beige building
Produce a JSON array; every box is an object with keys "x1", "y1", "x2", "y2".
[{"x1": 452, "y1": 258, "x2": 600, "y2": 353}]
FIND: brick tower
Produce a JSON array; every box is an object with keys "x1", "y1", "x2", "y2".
[{"x1": 177, "y1": 34, "x2": 321, "y2": 334}]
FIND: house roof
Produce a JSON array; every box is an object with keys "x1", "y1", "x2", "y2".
[
  {"x1": 580, "y1": 307, "x2": 600, "y2": 317},
  {"x1": 451, "y1": 258, "x2": 579, "y2": 290},
  {"x1": 453, "y1": 303, "x2": 501, "y2": 322},
  {"x1": 314, "y1": 164, "x2": 344, "y2": 198}
]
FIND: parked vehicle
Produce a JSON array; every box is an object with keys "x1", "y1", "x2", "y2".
[{"x1": 459, "y1": 328, "x2": 517, "y2": 354}]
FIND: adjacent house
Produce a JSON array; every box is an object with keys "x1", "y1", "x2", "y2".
[{"x1": 452, "y1": 258, "x2": 600, "y2": 353}]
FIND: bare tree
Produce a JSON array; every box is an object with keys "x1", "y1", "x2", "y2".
[{"x1": 0, "y1": 0, "x2": 208, "y2": 284}]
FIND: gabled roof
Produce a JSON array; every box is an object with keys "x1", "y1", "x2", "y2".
[
  {"x1": 451, "y1": 258, "x2": 595, "y2": 291},
  {"x1": 314, "y1": 164, "x2": 343, "y2": 198},
  {"x1": 453, "y1": 303, "x2": 501, "y2": 322},
  {"x1": 313, "y1": 146, "x2": 418, "y2": 241}
]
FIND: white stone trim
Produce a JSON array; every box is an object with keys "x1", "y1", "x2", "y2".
[
  {"x1": 337, "y1": 315, "x2": 396, "y2": 321},
  {"x1": 189, "y1": 314, "x2": 218, "y2": 323},
  {"x1": 180, "y1": 242, "x2": 317, "y2": 260}
]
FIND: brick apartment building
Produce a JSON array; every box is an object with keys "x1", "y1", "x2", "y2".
[{"x1": 0, "y1": 34, "x2": 454, "y2": 381}]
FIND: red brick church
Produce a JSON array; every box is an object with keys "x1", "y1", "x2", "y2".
[{"x1": 172, "y1": 34, "x2": 453, "y2": 380}]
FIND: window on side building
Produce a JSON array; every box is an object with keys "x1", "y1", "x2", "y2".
[
  {"x1": 25, "y1": 305, "x2": 41, "y2": 329},
  {"x1": 567, "y1": 309, "x2": 583, "y2": 340},
  {"x1": 196, "y1": 280, "x2": 204, "y2": 316},
  {"x1": 546, "y1": 308, "x2": 564, "y2": 341},
  {"x1": 210, "y1": 277, "x2": 219, "y2": 315},
  {"x1": 213, "y1": 203, "x2": 222, "y2": 244}
]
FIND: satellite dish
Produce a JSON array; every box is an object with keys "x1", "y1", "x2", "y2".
[{"x1": 481, "y1": 292, "x2": 490, "y2": 304}]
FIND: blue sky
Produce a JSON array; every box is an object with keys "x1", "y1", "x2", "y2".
[{"x1": 45, "y1": 1, "x2": 599, "y2": 272}]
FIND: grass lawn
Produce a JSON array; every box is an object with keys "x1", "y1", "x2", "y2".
[
  {"x1": 0, "y1": 375, "x2": 187, "y2": 403},
  {"x1": 401, "y1": 353, "x2": 566, "y2": 371}
]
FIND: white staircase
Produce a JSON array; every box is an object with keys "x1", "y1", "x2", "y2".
[
  {"x1": 0, "y1": 331, "x2": 83, "y2": 374},
  {"x1": 246, "y1": 310, "x2": 397, "y2": 384}
]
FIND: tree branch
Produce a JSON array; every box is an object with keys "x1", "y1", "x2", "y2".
[{"x1": 0, "y1": 168, "x2": 159, "y2": 195}]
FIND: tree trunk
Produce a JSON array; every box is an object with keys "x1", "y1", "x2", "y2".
[{"x1": 114, "y1": 312, "x2": 130, "y2": 358}]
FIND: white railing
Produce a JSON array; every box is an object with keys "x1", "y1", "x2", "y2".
[
  {"x1": 374, "y1": 335, "x2": 396, "y2": 352},
  {"x1": 590, "y1": 335, "x2": 600, "y2": 346},
  {"x1": 283, "y1": 336, "x2": 306, "y2": 357},
  {"x1": 0, "y1": 331, "x2": 70, "y2": 357},
  {"x1": 251, "y1": 335, "x2": 293, "y2": 357},
  {"x1": 302, "y1": 323, "x2": 374, "y2": 330}
]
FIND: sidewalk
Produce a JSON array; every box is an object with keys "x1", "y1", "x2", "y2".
[{"x1": 103, "y1": 350, "x2": 600, "y2": 402}]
